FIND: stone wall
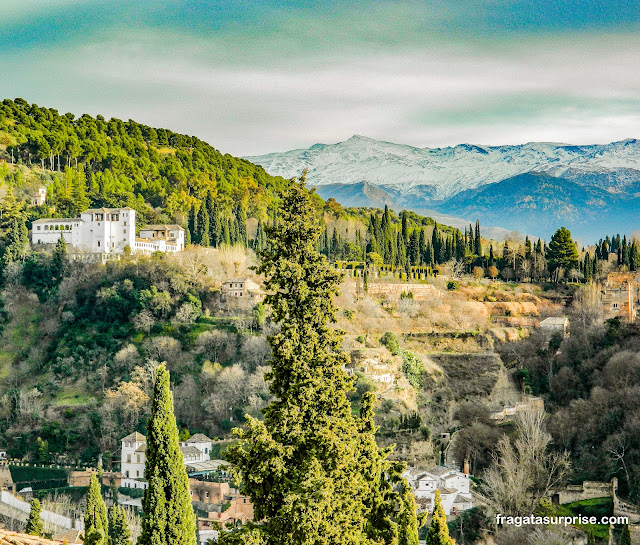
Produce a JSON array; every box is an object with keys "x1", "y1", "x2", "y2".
[{"x1": 367, "y1": 282, "x2": 440, "y2": 301}]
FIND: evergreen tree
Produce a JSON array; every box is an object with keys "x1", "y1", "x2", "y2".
[
  {"x1": 425, "y1": 490, "x2": 453, "y2": 545},
  {"x1": 196, "y1": 204, "x2": 210, "y2": 246},
  {"x1": 547, "y1": 227, "x2": 579, "y2": 275},
  {"x1": 2, "y1": 215, "x2": 30, "y2": 266},
  {"x1": 25, "y1": 498, "x2": 44, "y2": 536},
  {"x1": 84, "y1": 473, "x2": 108, "y2": 545},
  {"x1": 619, "y1": 524, "x2": 631, "y2": 545},
  {"x1": 108, "y1": 505, "x2": 132, "y2": 545},
  {"x1": 187, "y1": 205, "x2": 198, "y2": 244},
  {"x1": 221, "y1": 179, "x2": 421, "y2": 545},
  {"x1": 139, "y1": 363, "x2": 196, "y2": 545},
  {"x1": 474, "y1": 219, "x2": 482, "y2": 256}
]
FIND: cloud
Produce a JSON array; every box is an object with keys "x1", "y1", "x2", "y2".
[{"x1": 1, "y1": 1, "x2": 639, "y2": 155}]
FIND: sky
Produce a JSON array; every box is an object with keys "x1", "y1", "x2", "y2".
[{"x1": 1, "y1": 0, "x2": 640, "y2": 156}]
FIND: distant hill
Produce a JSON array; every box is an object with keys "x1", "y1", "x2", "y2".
[{"x1": 246, "y1": 135, "x2": 640, "y2": 240}]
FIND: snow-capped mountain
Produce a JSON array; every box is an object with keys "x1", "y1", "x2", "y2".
[
  {"x1": 246, "y1": 136, "x2": 640, "y2": 240},
  {"x1": 245, "y1": 135, "x2": 640, "y2": 201}
]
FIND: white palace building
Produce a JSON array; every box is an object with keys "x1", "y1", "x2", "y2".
[{"x1": 31, "y1": 207, "x2": 185, "y2": 255}]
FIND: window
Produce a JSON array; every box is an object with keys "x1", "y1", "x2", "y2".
[
  {"x1": 136, "y1": 470, "x2": 139, "y2": 477},
  {"x1": 96, "y1": 213, "x2": 104, "y2": 221},
  {"x1": 124, "y1": 221, "x2": 127, "y2": 226},
  {"x1": 613, "y1": 303, "x2": 619, "y2": 309},
  {"x1": 36, "y1": 225, "x2": 41, "y2": 231},
  {"x1": 127, "y1": 455, "x2": 131, "y2": 463},
  {"x1": 136, "y1": 455, "x2": 140, "y2": 463},
  {"x1": 205, "y1": 491, "x2": 210, "y2": 498},
  {"x1": 97, "y1": 241, "x2": 101, "y2": 247}
]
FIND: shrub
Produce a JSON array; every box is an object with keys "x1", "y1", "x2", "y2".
[
  {"x1": 379, "y1": 331, "x2": 400, "y2": 355},
  {"x1": 447, "y1": 281, "x2": 459, "y2": 291}
]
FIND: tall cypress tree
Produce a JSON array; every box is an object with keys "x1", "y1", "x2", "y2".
[
  {"x1": 619, "y1": 524, "x2": 632, "y2": 545},
  {"x1": 425, "y1": 490, "x2": 453, "y2": 545},
  {"x1": 139, "y1": 364, "x2": 196, "y2": 545},
  {"x1": 221, "y1": 179, "x2": 421, "y2": 545},
  {"x1": 84, "y1": 473, "x2": 108, "y2": 545},
  {"x1": 25, "y1": 498, "x2": 44, "y2": 536},
  {"x1": 108, "y1": 505, "x2": 132, "y2": 545},
  {"x1": 197, "y1": 204, "x2": 210, "y2": 246}
]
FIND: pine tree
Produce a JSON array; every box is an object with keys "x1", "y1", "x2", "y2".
[
  {"x1": 108, "y1": 505, "x2": 132, "y2": 545},
  {"x1": 139, "y1": 363, "x2": 196, "y2": 545},
  {"x1": 84, "y1": 473, "x2": 108, "y2": 545},
  {"x1": 619, "y1": 524, "x2": 631, "y2": 545},
  {"x1": 425, "y1": 490, "x2": 453, "y2": 545},
  {"x1": 25, "y1": 498, "x2": 44, "y2": 536},
  {"x1": 547, "y1": 227, "x2": 579, "y2": 276},
  {"x1": 221, "y1": 179, "x2": 421, "y2": 545}
]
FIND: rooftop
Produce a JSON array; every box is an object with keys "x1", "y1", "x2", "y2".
[
  {"x1": 186, "y1": 433, "x2": 213, "y2": 443},
  {"x1": 83, "y1": 207, "x2": 135, "y2": 213},
  {"x1": 539, "y1": 317, "x2": 569, "y2": 326},
  {"x1": 122, "y1": 432, "x2": 146, "y2": 442},
  {"x1": 32, "y1": 218, "x2": 79, "y2": 223},
  {"x1": 0, "y1": 529, "x2": 64, "y2": 544},
  {"x1": 141, "y1": 224, "x2": 185, "y2": 231}
]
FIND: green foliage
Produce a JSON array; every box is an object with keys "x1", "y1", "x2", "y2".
[
  {"x1": 401, "y1": 350, "x2": 425, "y2": 389},
  {"x1": 620, "y1": 524, "x2": 631, "y2": 545},
  {"x1": 221, "y1": 180, "x2": 421, "y2": 545},
  {"x1": 84, "y1": 473, "x2": 108, "y2": 545},
  {"x1": 0, "y1": 98, "x2": 289, "y2": 233},
  {"x1": 447, "y1": 507, "x2": 488, "y2": 544},
  {"x1": 24, "y1": 498, "x2": 44, "y2": 536},
  {"x1": 446, "y1": 281, "x2": 459, "y2": 291},
  {"x1": 425, "y1": 490, "x2": 453, "y2": 545},
  {"x1": 547, "y1": 226, "x2": 578, "y2": 275},
  {"x1": 1, "y1": 215, "x2": 30, "y2": 267},
  {"x1": 108, "y1": 504, "x2": 132, "y2": 545},
  {"x1": 139, "y1": 363, "x2": 196, "y2": 545},
  {"x1": 379, "y1": 331, "x2": 400, "y2": 355}
]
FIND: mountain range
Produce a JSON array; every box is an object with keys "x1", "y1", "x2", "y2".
[{"x1": 245, "y1": 136, "x2": 640, "y2": 241}]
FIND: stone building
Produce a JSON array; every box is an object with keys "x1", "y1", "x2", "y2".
[
  {"x1": 222, "y1": 278, "x2": 265, "y2": 302},
  {"x1": 602, "y1": 273, "x2": 640, "y2": 322}
]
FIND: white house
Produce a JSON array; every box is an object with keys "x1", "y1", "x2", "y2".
[
  {"x1": 120, "y1": 432, "x2": 213, "y2": 489},
  {"x1": 32, "y1": 208, "x2": 185, "y2": 256},
  {"x1": 403, "y1": 465, "x2": 473, "y2": 516},
  {"x1": 138, "y1": 224, "x2": 185, "y2": 254}
]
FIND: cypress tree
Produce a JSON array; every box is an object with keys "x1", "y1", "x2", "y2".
[
  {"x1": 139, "y1": 363, "x2": 196, "y2": 545},
  {"x1": 25, "y1": 498, "x2": 44, "y2": 536},
  {"x1": 84, "y1": 473, "x2": 108, "y2": 545},
  {"x1": 2, "y1": 215, "x2": 30, "y2": 266},
  {"x1": 221, "y1": 179, "x2": 421, "y2": 545},
  {"x1": 187, "y1": 205, "x2": 197, "y2": 244},
  {"x1": 108, "y1": 505, "x2": 132, "y2": 545},
  {"x1": 474, "y1": 219, "x2": 482, "y2": 256},
  {"x1": 620, "y1": 524, "x2": 631, "y2": 545},
  {"x1": 425, "y1": 490, "x2": 453, "y2": 545},
  {"x1": 196, "y1": 204, "x2": 210, "y2": 246}
]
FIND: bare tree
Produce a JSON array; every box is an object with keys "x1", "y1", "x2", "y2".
[
  {"x1": 482, "y1": 410, "x2": 571, "y2": 515},
  {"x1": 571, "y1": 282, "x2": 603, "y2": 328}
]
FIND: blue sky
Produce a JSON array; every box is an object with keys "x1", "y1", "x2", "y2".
[{"x1": 1, "y1": 0, "x2": 639, "y2": 155}]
